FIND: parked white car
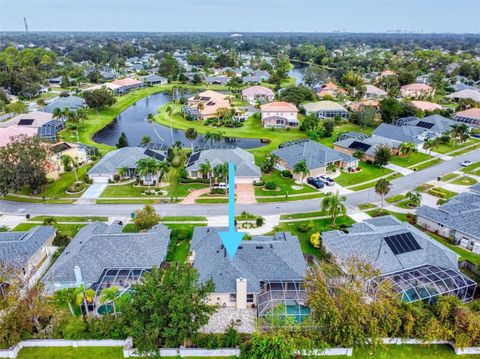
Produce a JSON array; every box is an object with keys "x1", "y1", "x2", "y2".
[{"x1": 461, "y1": 160, "x2": 472, "y2": 167}]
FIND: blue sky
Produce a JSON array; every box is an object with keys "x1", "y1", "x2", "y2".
[{"x1": 1, "y1": 0, "x2": 479, "y2": 33}]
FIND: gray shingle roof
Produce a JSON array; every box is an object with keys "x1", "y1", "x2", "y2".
[
  {"x1": 417, "y1": 191, "x2": 480, "y2": 240},
  {"x1": 0, "y1": 226, "x2": 55, "y2": 267},
  {"x1": 412, "y1": 115, "x2": 456, "y2": 133},
  {"x1": 273, "y1": 139, "x2": 357, "y2": 170},
  {"x1": 373, "y1": 123, "x2": 423, "y2": 145},
  {"x1": 186, "y1": 148, "x2": 260, "y2": 177},
  {"x1": 191, "y1": 227, "x2": 307, "y2": 293},
  {"x1": 43, "y1": 222, "x2": 171, "y2": 286},
  {"x1": 88, "y1": 147, "x2": 165, "y2": 175},
  {"x1": 142, "y1": 74, "x2": 167, "y2": 83},
  {"x1": 43, "y1": 96, "x2": 85, "y2": 113},
  {"x1": 322, "y1": 216, "x2": 459, "y2": 275}
]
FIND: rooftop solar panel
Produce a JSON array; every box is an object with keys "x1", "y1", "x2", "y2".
[
  {"x1": 187, "y1": 152, "x2": 200, "y2": 166},
  {"x1": 416, "y1": 121, "x2": 435, "y2": 129},
  {"x1": 18, "y1": 119, "x2": 34, "y2": 126},
  {"x1": 348, "y1": 141, "x2": 371, "y2": 152},
  {"x1": 384, "y1": 232, "x2": 421, "y2": 255}
]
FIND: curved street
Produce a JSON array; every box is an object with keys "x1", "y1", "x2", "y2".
[{"x1": 1, "y1": 149, "x2": 479, "y2": 217}]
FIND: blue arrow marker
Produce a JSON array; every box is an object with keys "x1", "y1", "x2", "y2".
[{"x1": 219, "y1": 162, "x2": 244, "y2": 259}]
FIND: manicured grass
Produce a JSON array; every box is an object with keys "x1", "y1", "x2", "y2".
[
  {"x1": 29, "y1": 216, "x2": 108, "y2": 222},
  {"x1": 390, "y1": 151, "x2": 432, "y2": 168},
  {"x1": 348, "y1": 173, "x2": 402, "y2": 191},
  {"x1": 416, "y1": 183, "x2": 435, "y2": 192},
  {"x1": 163, "y1": 162, "x2": 209, "y2": 198},
  {"x1": 273, "y1": 216, "x2": 355, "y2": 259},
  {"x1": 357, "y1": 203, "x2": 378, "y2": 210},
  {"x1": 99, "y1": 183, "x2": 165, "y2": 198},
  {"x1": 420, "y1": 229, "x2": 480, "y2": 265},
  {"x1": 451, "y1": 176, "x2": 477, "y2": 186},
  {"x1": 256, "y1": 192, "x2": 325, "y2": 203},
  {"x1": 345, "y1": 344, "x2": 469, "y2": 359},
  {"x1": 386, "y1": 194, "x2": 406, "y2": 204},
  {"x1": 335, "y1": 162, "x2": 393, "y2": 188},
  {"x1": 2, "y1": 195, "x2": 75, "y2": 204},
  {"x1": 165, "y1": 223, "x2": 206, "y2": 262},
  {"x1": 409, "y1": 158, "x2": 443, "y2": 171},
  {"x1": 461, "y1": 160, "x2": 480, "y2": 174},
  {"x1": 440, "y1": 173, "x2": 459, "y2": 182},
  {"x1": 427, "y1": 187, "x2": 457, "y2": 199},
  {"x1": 96, "y1": 199, "x2": 159, "y2": 204},
  {"x1": 280, "y1": 211, "x2": 326, "y2": 220},
  {"x1": 434, "y1": 138, "x2": 478, "y2": 154},
  {"x1": 254, "y1": 171, "x2": 317, "y2": 197},
  {"x1": 13, "y1": 222, "x2": 85, "y2": 238},
  {"x1": 450, "y1": 142, "x2": 480, "y2": 156},
  {"x1": 195, "y1": 198, "x2": 229, "y2": 203},
  {"x1": 395, "y1": 200, "x2": 418, "y2": 210},
  {"x1": 366, "y1": 209, "x2": 409, "y2": 222},
  {"x1": 161, "y1": 216, "x2": 207, "y2": 222},
  {"x1": 17, "y1": 347, "x2": 124, "y2": 359}
]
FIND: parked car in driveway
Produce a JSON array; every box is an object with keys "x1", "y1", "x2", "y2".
[
  {"x1": 461, "y1": 160, "x2": 472, "y2": 167},
  {"x1": 307, "y1": 177, "x2": 325, "y2": 189},
  {"x1": 213, "y1": 182, "x2": 227, "y2": 190},
  {"x1": 318, "y1": 176, "x2": 335, "y2": 186}
]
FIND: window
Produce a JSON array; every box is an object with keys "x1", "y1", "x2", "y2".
[
  {"x1": 229, "y1": 293, "x2": 237, "y2": 302},
  {"x1": 247, "y1": 294, "x2": 254, "y2": 303}
]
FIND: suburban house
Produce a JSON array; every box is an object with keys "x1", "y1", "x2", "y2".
[
  {"x1": 376, "y1": 70, "x2": 396, "y2": 80},
  {"x1": 334, "y1": 132, "x2": 401, "y2": 162},
  {"x1": 45, "y1": 142, "x2": 89, "y2": 180},
  {"x1": 260, "y1": 101, "x2": 299, "y2": 128},
  {"x1": 446, "y1": 89, "x2": 480, "y2": 103},
  {"x1": 0, "y1": 226, "x2": 56, "y2": 285},
  {"x1": 316, "y1": 82, "x2": 347, "y2": 98},
  {"x1": 363, "y1": 84, "x2": 387, "y2": 99},
  {"x1": 186, "y1": 147, "x2": 261, "y2": 184},
  {"x1": 273, "y1": 139, "x2": 359, "y2": 178},
  {"x1": 410, "y1": 100, "x2": 442, "y2": 112},
  {"x1": 189, "y1": 227, "x2": 308, "y2": 319},
  {"x1": 183, "y1": 90, "x2": 232, "y2": 120},
  {"x1": 206, "y1": 76, "x2": 229, "y2": 85},
  {"x1": 322, "y1": 216, "x2": 477, "y2": 303},
  {"x1": 0, "y1": 125, "x2": 38, "y2": 147},
  {"x1": 42, "y1": 95, "x2": 85, "y2": 113},
  {"x1": 109, "y1": 78, "x2": 145, "y2": 94},
  {"x1": 242, "y1": 70, "x2": 270, "y2": 83},
  {"x1": 88, "y1": 146, "x2": 167, "y2": 184},
  {"x1": 417, "y1": 184, "x2": 480, "y2": 254},
  {"x1": 453, "y1": 108, "x2": 480, "y2": 127},
  {"x1": 0, "y1": 111, "x2": 64, "y2": 143},
  {"x1": 142, "y1": 74, "x2": 167, "y2": 85},
  {"x1": 400, "y1": 83, "x2": 435, "y2": 98},
  {"x1": 43, "y1": 222, "x2": 171, "y2": 293},
  {"x1": 241, "y1": 85, "x2": 275, "y2": 103},
  {"x1": 301, "y1": 101, "x2": 349, "y2": 119}
]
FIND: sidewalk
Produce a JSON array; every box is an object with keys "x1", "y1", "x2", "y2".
[{"x1": 385, "y1": 163, "x2": 414, "y2": 176}]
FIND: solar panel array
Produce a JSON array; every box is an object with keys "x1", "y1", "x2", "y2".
[
  {"x1": 18, "y1": 119, "x2": 34, "y2": 126},
  {"x1": 144, "y1": 149, "x2": 165, "y2": 161},
  {"x1": 348, "y1": 141, "x2": 371, "y2": 152},
  {"x1": 186, "y1": 152, "x2": 201, "y2": 166},
  {"x1": 416, "y1": 121, "x2": 435, "y2": 129},
  {"x1": 384, "y1": 232, "x2": 421, "y2": 255}
]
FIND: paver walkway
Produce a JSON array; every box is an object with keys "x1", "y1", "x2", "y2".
[
  {"x1": 236, "y1": 183, "x2": 256, "y2": 204},
  {"x1": 180, "y1": 187, "x2": 211, "y2": 204}
]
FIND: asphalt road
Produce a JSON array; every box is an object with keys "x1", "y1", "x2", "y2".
[{"x1": 1, "y1": 149, "x2": 479, "y2": 218}]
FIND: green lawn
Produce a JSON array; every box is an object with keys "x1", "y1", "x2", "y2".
[
  {"x1": 161, "y1": 216, "x2": 207, "y2": 222},
  {"x1": 410, "y1": 158, "x2": 443, "y2": 171},
  {"x1": 280, "y1": 211, "x2": 327, "y2": 220},
  {"x1": 434, "y1": 138, "x2": 479, "y2": 154},
  {"x1": 451, "y1": 176, "x2": 477, "y2": 186},
  {"x1": 366, "y1": 209, "x2": 409, "y2": 222},
  {"x1": 390, "y1": 152, "x2": 432, "y2": 168},
  {"x1": 420, "y1": 229, "x2": 480, "y2": 265},
  {"x1": 13, "y1": 222, "x2": 85, "y2": 238},
  {"x1": 29, "y1": 216, "x2": 108, "y2": 222},
  {"x1": 386, "y1": 194, "x2": 406, "y2": 204},
  {"x1": 450, "y1": 142, "x2": 480, "y2": 156},
  {"x1": 273, "y1": 216, "x2": 355, "y2": 259},
  {"x1": 335, "y1": 162, "x2": 393, "y2": 188},
  {"x1": 357, "y1": 203, "x2": 378, "y2": 210},
  {"x1": 17, "y1": 347, "x2": 124, "y2": 359},
  {"x1": 195, "y1": 198, "x2": 229, "y2": 203},
  {"x1": 461, "y1": 161, "x2": 480, "y2": 174},
  {"x1": 165, "y1": 223, "x2": 206, "y2": 262},
  {"x1": 256, "y1": 192, "x2": 325, "y2": 203},
  {"x1": 440, "y1": 173, "x2": 459, "y2": 182},
  {"x1": 255, "y1": 170, "x2": 317, "y2": 197},
  {"x1": 122, "y1": 223, "x2": 137, "y2": 233},
  {"x1": 99, "y1": 183, "x2": 163, "y2": 198},
  {"x1": 348, "y1": 173, "x2": 402, "y2": 191}
]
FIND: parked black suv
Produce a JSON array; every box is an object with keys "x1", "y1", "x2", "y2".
[{"x1": 307, "y1": 177, "x2": 325, "y2": 189}]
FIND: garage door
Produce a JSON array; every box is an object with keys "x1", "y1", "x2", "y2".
[
  {"x1": 235, "y1": 177, "x2": 258, "y2": 184},
  {"x1": 91, "y1": 175, "x2": 109, "y2": 183}
]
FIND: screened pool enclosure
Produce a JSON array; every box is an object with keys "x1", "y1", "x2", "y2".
[{"x1": 369, "y1": 265, "x2": 477, "y2": 304}]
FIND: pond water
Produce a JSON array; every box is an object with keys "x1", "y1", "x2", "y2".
[
  {"x1": 289, "y1": 64, "x2": 306, "y2": 85},
  {"x1": 93, "y1": 91, "x2": 266, "y2": 149}
]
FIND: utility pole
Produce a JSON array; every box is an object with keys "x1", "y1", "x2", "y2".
[{"x1": 23, "y1": 17, "x2": 29, "y2": 32}]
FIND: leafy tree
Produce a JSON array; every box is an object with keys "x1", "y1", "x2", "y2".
[
  {"x1": 375, "y1": 178, "x2": 391, "y2": 211},
  {"x1": 133, "y1": 205, "x2": 161, "y2": 231},
  {"x1": 42, "y1": 216, "x2": 57, "y2": 226},
  {"x1": 83, "y1": 87, "x2": 116, "y2": 112},
  {"x1": 6, "y1": 101, "x2": 28, "y2": 114},
  {"x1": 240, "y1": 332, "x2": 296, "y2": 359},
  {"x1": 299, "y1": 113, "x2": 320, "y2": 132},
  {"x1": 293, "y1": 159, "x2": 310, "y2": 185},
  {"x1": 116, "y1": 132, "x2": 129, "y2": 148},
  {"x1": 140, "y1": 135, "x2": 151, "y2": 146},
  {"x1": 204, "y1": 130, "x2": 224, "y2": 145},
  {"x1": 399, "y1": 142, "x2": 417, "y2": 160},
  {"x1": 158, "y1": 53, "x2": 182, "y2": 81},
  {"x1": 278, "y1": 85, "x2": 316, "y2": 106},
  {"x1": 350, "y1": 106, "x2": 377, "y2": 129},
  {"x1": 374, "y1": 145, "x2": 391, "y2": 166},
  {"x1": 0, "y1": 135, "x2": 48, "y2": 195},
  {"x1": 323, "y1": 120, "x2": 335, "y2": 137},
  {"x1": 123, "y1": 264, "x2": 216, "y2": 352},
  {"x1": 185, "y1": 128, "x2": 198, "y2": 150},
  {"x1": 321, "y1": 192, "x2": 347, "y2": 225},
  {"x1": 423, "y1": 138, "x2": 440, "y2": 154},
  {"x1": 199, "y1": 159, "x2": 213, "y2": 188},
  {"x1": 60, "y1": 155, "x2": 79, "y2": 182},
  {"x1": 261, "y1": 154, "x2": 279, "y2": 174}
]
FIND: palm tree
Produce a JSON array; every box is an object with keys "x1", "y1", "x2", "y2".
[
  {"x1": 213, "y1": 164, "x2": 224, "y2": 184},
  {"x1": 321, "y1": 192, "x2": 347, "y2": 225},
  {"x1": 60, "y1": 155, "x2": 79, "y2": 182},
  {"x1": 406, "y1": 191, "x2": 422, "y2": 207},
  {"x1": 165, "y1": 105, "x2": 174, "y2": 143},
  {"x1": 52, "y1": 107, "x2": 63, "y2": 121},
  {"x1": 99, "y1": 286, "x2": 119, "y2": 317},
  {"x1": 136, "y1": 158, "x2": 163, "y2": 188},
  {"x1": 185, "y1": 128, "x2": 198, "y2": 150},
  {"x1": 326, "y1": 162, "x2": 337, "y2": 173},
  {"x1": 456, "y1": 123, "x2": 470, "y2": 143},
  {"x1": 157, "y1": 161, "x2": 170, "y2": 182},
  {"x1": 450, "y1": 124, "x2": 460, "y2": 146},
  {"x1": 75, "y1": 285, "x2": 95, "y2": 315},
  {"x1": 146, "y1": 113, "x2": 154, "y2": 124},
  {"x1": 423, "y1": 138, "x2": 439, "y2": 155},
  {"x1": 117, "y1": 166, "x2": 128, "y2": 180},
  {"x1": 197, "y1": 103, "x2": 205, "y2": 112},
  {"x1": 42, "y1": 217, "x2": 57, "y2": 226},
  {"x1": 293, "y1": 160, "x2": 310, "y2": 185},
  {"x1": 140, "y1": 135, "x2": 152, "y2": 145},
  {"x1": 55, "y1": 287, "x2": 77, "y2": 316},
  {"x1": 399, "y1": 142, "x2": 417, "y2": 160},
  {"x1": 199, "y1": 160, "x2": 213, "y2": 188},
  {"x1": 76, "y1": 108, "x2": 88, "y2": 122},
  {"x1": 204, "y1": 130, "x2": 225, "y2": 145},
  {"x1": 375, "y1": 178, "x2": 391, "y2": 212}
]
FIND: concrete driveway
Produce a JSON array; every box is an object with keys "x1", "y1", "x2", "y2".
[
  {"x1": 236, "y1": 183, "x2": 256, "y2": 204},
  {"x1": 76, "y1": 183, "x2": 108, "y2": 204}
]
